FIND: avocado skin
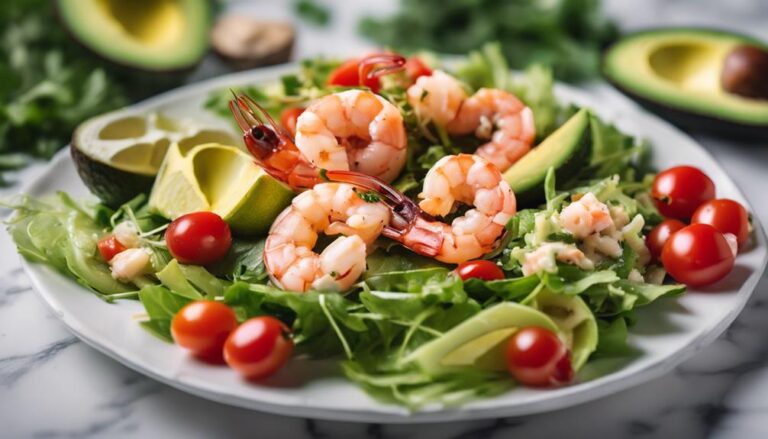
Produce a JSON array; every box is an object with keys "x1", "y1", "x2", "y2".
[
  {"x1": 605, "y1": 80, "x2": 768, "y2": 141},
  {"x1": 71, "y1": 144, "x2": 155, "y2": 207}
]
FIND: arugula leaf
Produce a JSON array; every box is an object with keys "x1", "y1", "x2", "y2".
[
  {"x1": 208, "y1": 238, "x2": 268, "y2": 283},
  {"x1": 463, "y1": 275, "x2": 540, "y2": 302},
  {"x1": 138, "y1": 285, "x2": 193, "y2": 342}
]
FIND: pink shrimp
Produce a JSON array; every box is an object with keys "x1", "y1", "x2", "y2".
[
  {"x1": 406, "y1": 71, "x2": 536, "y2": 172},
  {"x1": 326, "y1": 154, "x2": 516, "y2": 264}
]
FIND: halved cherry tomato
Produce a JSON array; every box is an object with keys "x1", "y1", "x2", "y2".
[
  {"x1": 171, "y1": 301, "x2": 238, "y2": 363},
  {"x1": 506, "y1": 326, "x2": 573, "y2": 387},
  {"x1": 692, "y1": 199, "x2": 750, "y2": 248},
  {"x1": 165, "y1": 212, "x2": 232, "y2": 266},
  {"x1": 97, "y1": 235, "x2": 127, "y2": 262},
  {"x1": 280, "y1": 107, "x2": 304, "y2": 137},
  {"x1": 651, "y1": 166, "x2": 715, "y2": 220},
  {"x1": 405, "y1": 57, "x2": 432, "y2": 81},
  {"x1": 456, "y1": 260, "x2": 505, "y2": 281},
  {"x1": 661, "y1": 223, "x2": 735, "y2": 287},
  {"x1": 224, "y1": 316, "x2": 294, "y2": 380},
  {"x1": 646, "y1": 219, "x2": 686, "y2": 261},
  {"x1": 327, "y1": 59, "x2": 380, "y2": 92}
]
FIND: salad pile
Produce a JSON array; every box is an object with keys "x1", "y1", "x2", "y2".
[{"x1": 5, "y1": 44, "x2": 752, "y2": 409}]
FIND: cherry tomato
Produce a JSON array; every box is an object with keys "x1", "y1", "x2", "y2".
[
  {"x1": 651, "y1": 166, "x2": 715, "y2": 220},
  {"x1": 692, "y1": 199, "x2": 750, "y2": 248},
  {"x1": 165, "y1": 212, "x2": 232, "y2": 266},
  {"x1": 327, "y1": 59, "x2": 380, "y2": 92},
  {"x1": 97, "y1": 235, "x2": 127, "y2": 262},
  {"x1": 224, "y1": 316, "x2": 294, "y2": 380},
  {"x1": 404, "y1": 57, "x2": 432, "y2": 81},
  {"x1": 661, "y1": 223, "x2": 736, "y2": 287},
  {"x1": 506, "y1": 327, "x2": 573, "y2": 387},
  {"x1": 456, "y1": 260, "x2": 505, "y2": 281},
  {"x1": 280, "y1": 107, "x2": 304, "y2": 137},
  {"x1": 171, "y1": 301, "x2": 238, "y2": 363},
  {"x1": 646, "y1": 219, "x2": 686, "y2": 261}
]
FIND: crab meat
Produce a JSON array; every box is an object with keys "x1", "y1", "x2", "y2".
[{"x1": 559, "y1": 193, "x2": 614, "y2": 239}]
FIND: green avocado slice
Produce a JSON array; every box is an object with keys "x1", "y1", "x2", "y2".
[
  {"x1": 527, "y1": 289, "x2": 599, "y2": 370},
  {"x1": 504, "y1": 109, "x2": 591, "y2": 205},
  {"x1": 603, "y1": 28, "x2": 768, "y2": 138},
  {"x1": 56, "y1": 0, "x2": 210, "y2": 72},
  {"x1": 403, "y1": 302, "x2": 560, "y2": 375}
]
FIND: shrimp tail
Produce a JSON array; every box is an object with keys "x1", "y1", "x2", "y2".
[
  {"x1": 325, "y1": 170, "x2": 444, "y2": 257},
  {"x1": 358, "y1": 53, "x2": 406, "y2": 85}
]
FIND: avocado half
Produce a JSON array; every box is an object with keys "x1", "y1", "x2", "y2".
[
  {"x1": 56, "y1": 0, "x2": 210, "y2": 73},
  {"x1": 603, "y1": 28, "x2": 768, "y2": 139},
  {"x1": 72, "y1": 111, "x2": 236, "y2": 207}
]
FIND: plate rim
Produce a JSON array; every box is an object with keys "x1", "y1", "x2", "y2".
[{"x1": 16, "y1": 63, "x2": 768, "y2": 423}]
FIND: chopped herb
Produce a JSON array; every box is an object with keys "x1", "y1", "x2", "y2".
[{"x1": 356, "y1": 190, "x2": 381, "y2": 203}]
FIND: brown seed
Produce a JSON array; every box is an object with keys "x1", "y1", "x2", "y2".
[{"x1": 721, "y1": 44, "x2": 768, "y2": 100}]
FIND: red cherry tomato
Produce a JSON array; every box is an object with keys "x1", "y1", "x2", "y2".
[
  {"x1": 506, "y1": 326, "x2": 573, "y2": 387},
  {"x1": 651, "y1": 166, "x2": 715, "y2": 220},
  {"x1": 224, "y1": 316, "x2": 294, "y2": 380},
  {"x1": 661, "y1": 223, "x2": 736, "y2": 287},
  {"x1": 97, "y1": 235, "x2": 127, "y2": 262},
  {"x1": 691, "y1": 199, "x2": 750, "y2": 248},
  {"x1": 405, "y1": 57, "x2": 432, "y2": 81},
  {"x1": 165, "y1": 212, "x2": 232, "y2": 266},
  {"x1": 171, "y1": 301, "x2": 238, "y2": 363},
  {"x1": 456, "y1": 260, "x2": 505, "y2": 281},
  {"x1": 646, "y1": 219, "x2": 686, "y2": 261},
  {"x1": 280, "y1": 107, "x2": 304, "y2": 137},
  {"x1": 327, "y1": 59, "x2": 380, "y2": 92}
]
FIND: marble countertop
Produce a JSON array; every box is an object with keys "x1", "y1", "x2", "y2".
[{"x1": 2, "y1": 1, "x2": 768, "y2": 437}]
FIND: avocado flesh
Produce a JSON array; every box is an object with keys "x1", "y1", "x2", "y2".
[
  {"x1": 57, "y1": 0, "x2": 209, "y2": 72},
  {"x1": 527, "y1": 289, "x2": 598, "y2": 370},
  {"x1": 603, "y1": 28, "x2": 768, "y2": 137},
  {"x1": 149, "y1": 143, "x2": 295, "y2": 236},
  {"x1": 504, "y1": 109, "x2": 591, "y2": 206},
  {"x1": 405, "y1": 302, "x2": 559, "y2": 375}
]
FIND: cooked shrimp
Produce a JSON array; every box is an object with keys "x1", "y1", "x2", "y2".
[
  {"x1": 295, "y1": 90, "x2": 407, "y2": 183},
  {"x1": 326, "y1": 154, "x2": 516, "y2": 264},
  {"x1": 407, "y1": 70, "x2": 535, "y2": 172},
  {"x1": 264, "y1": 183, "x2": 390, "y2": 292}
]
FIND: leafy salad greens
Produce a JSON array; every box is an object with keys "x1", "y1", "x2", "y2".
[{"x1": 6, "y1": 43, "x2": 684, "y2": 410}]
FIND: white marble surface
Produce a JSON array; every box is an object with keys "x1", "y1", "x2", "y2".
[{"x1": 2, "y1": 0, "x2": 768, "y2": 437}]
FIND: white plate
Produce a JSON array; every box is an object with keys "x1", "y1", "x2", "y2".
[{"x1": 18, "y1": 64, "x2": 768, "y2": 423}]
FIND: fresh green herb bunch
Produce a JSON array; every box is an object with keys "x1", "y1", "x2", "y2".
[
  {"x1": 360, "y1": 0, "x2": 618, "y2": 81},
  {"x1": 0, "y1": 1, "x2": 128, "y2": 184}
]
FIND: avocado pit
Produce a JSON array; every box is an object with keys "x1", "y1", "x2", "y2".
[{"x1": 721, "y1": 45, "x2": 768, "y2": 100}]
